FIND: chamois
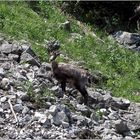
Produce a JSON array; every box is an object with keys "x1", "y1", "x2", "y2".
[
  {"x1": 128, "y1": 5, "x2": 140, "y2": 30},
  {"x1": 49, "y1": 51, "x2": 89, "y2": 105}
]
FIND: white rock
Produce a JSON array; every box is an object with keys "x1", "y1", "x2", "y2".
[
  {"x1": 49, "y1": 105, "x2": 59, "y2": 116},
  {"x1": 0, "y1": 68, "x2": 5, "y2": 76},
  {"x1": 0, "y1": 96, "x2": 7, "y2": 102},
  {"x1": 34, "y1": 112, "x2": 47, "y2": 121},
  {"x1": 62, "y1": 121, "x2": 69, "y2": 128}
]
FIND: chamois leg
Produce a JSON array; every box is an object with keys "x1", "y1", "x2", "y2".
[
  {"x1": 75, "y1": 83, "x2": 88, "y2": 105},
  {"x1": 61, "y1": 80, "x2": 66, "y2": 92}
]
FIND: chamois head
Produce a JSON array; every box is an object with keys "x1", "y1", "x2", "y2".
[
  {"x1": 49, "y1": 51, "x2": 61, "y2": 62},
  {"x1": 49, "y1": 51, "x2": 61, "y2": 70}
]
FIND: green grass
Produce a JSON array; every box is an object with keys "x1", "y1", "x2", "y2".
[{"x1": 0, "y1": 1, "x2": 140, "y2": 102}]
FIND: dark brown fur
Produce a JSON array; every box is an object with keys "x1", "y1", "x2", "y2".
[{"x1": 50, "y1": 53, "x2": 89, "y2": 104}]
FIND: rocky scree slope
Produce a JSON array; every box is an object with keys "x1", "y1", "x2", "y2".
[{"x1": 0, "y1": 35, "x2": 140, "y2": 139}]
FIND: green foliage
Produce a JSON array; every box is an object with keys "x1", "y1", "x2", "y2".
[{"x1": 0, "y1": 1, "x2": 140, "y2": 102}]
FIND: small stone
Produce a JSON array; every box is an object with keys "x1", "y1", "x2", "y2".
[
  {"x1": 20, "y1": 95, "x2": 30, "y2": 102},
  {"x1": 22, "y1": 106, "x2": 29, "y2": 114},
  {"x1": 34, "y1": 112, "x2": 46, "y2": 121},
  {"x1": 62, "y1": 121, "x2": 69, "y2": 128},
  {"x1": 0, "y1": 96, "x2": 7, "y2": 103},
  {"x1": 0, "y1": 68, "x2": 5, "y2": 77},
  {"x1": 8, "y1": 54, "x2": 19, "y2": 62},
  {"x1": 1, "y1": 78, "x2": 10, "y2": 89},
  {"x1": 13, "y1": 72, "x2": 27, "y2": 81},
  {"x1": 45, "y1": 102, "x2": 52, "y2": 109},
  {"x1": 108, "y1": 111, "x2": 120, "y2": 120},
  {"x1": 13, "y1": 104, "x2": 23, "y2": 112},
  {"x1": 1, "y1": 62, "x2": 11, "y2": 70},
  {"x1": 33, "y1": 88, "x2": 41, "y2": 94},
  {"x1": 0, "y1": 117, "x2": 4, "y2": 124},
  {"x1": 100, "y1": 108, "x2": 108, "y2": 116},
  {"x1": 115, "y1": 119, "x2": 130, "y2": 134},
  {"x1": 53, "y1": 111, "x2": 68, "y2": 126},
  {"x1": 25, "y1": 138, "x2": 32, "y2": 140},
  {"x1": 42, "y1": 132, "x2": 49, "y2": 139},
  {"x1": 50, "y1": 86, "x2": 59, "y2": 92},
  {"x1": 124, "y1": 136, "x2": 135, "y2": 140},
  {"x1": 49, "y1": 105, "x2": 59, "y2": 116},
  {"x1": 103, "y1": 120, "x2": 112, "y2": 129},
  {"x1": 16, "y1": 99, "x2": 22, "y2": 104},
  {"x1": 76, "y1": 104, "x2": 91, "y2": 117},
  {"x1": 43, "y1": 119, "x2": 52, "y2": 128},
  {"x1": 26, "y1": 72, "x2": 34, "y2": 82}
]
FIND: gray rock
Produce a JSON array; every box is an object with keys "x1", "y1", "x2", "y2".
[
  {"x1": 7, "y1": 129, "x2": 18, "y2": 139},
  {"x1": 115, "y1": 119, "x2": 130, "y2": 134},
  {"x1": 20, "y1": 95, "x2": 30, "y2": 102},
  {"x1": 0, "y1": 96, "x2": 7, "y2": 103},
  {"x1": 45, "y1": 102, "x2": 52, "y2": 109},
  {"x1": 53, "y1": 111, "x2": 69, "y2": 126},
  {"x1": 41, "y1": 62, "x2": 51, "y2": 71},
  {"x1": 8, "y1": 54, "x2": 19, "y2": 62},
  {"x1": 112, "y1": 97, "x2": 130, "y2": 110},
  {"x1": 16, "y1": 98, "x2": 22, "y2": 104},
  {"x1": 124, "y1": 136, "x2": 135, "y2": 140},
  {"x1": 42, "y1": 131, "x2": 49, "y2": 139},
  {"x1": 0, "y1": 42, "x2": 13, "y2": 54},
  {"x1": 42, "y1": 119, "x2": 52, "y2": 128},
  {"x1": 112, "y1": 31, "x2": 140, "y2": 52},
  {"x1": 77, "y1": 115, "x2": 88, "y2": 127},
  {"x1": 108, "y1": 111, "x2": 120, "y2": 120},
  {"x1": 76, "y1": 104, "x2": 92, "y2": 117},
  {"x1": 76, "y1": 129, "x2": 95, "y2": 139},
  {"x1": 20, "y1": 51, "x2": 40, "y2": 67},
  {"x1": 1, "y1": 78, "x2": 10, "y2": 90},
  {"x1": 112, "y1": 31, "x2": 140, "y2": 45},
  {"x1": 49, "y1": 105, "x2": 59, "y2": 116},
  {"x1": 1, "y1": 62, "x2": 11, "y2": 70},
  {"x1": 34, "y1": 112, "x2": 47, "y2": 121},
  {"x1": 62, "y1": 121, "x2": 69, "y2": 128},
  {"x1": 103, "y1": 120, "x2": 112, "y2": 129},
  {"x1": 26, "y1": 72, "x2": 35, "y2": 82},
  {"x1": 125, "y1": 105, "x2": 140, "y2": 132},
  {"x1": 0, "y1": 68, "x2": 5, "y2": 77},
  {"x1": 1, "y1": 102, "x2": 10, "y2": 110},
  {"x1": 22, "y1": 106, "x2": 29, "y2": 114},
  {"x1": 13, "y1": 72, "x2": 27, "y2": 81},
  {"x1": 13, "y1": 104, "x2": 23, "y2": 112},
  {"x1": 70, "y1": 33, "x2": 83, "y2": 41},
  {"x1": 0, "y1": 117, "x2": 5, "y2": 124},
  {"x1": 99, "y1": 108, "x2": 108, "y2": 116},
  {"x1": 50, "y1": 86, "x2": 60, "y2": 92}
]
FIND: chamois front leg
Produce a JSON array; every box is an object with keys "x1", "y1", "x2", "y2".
[
  {"x1": 74, "y1": 83, "x2": 89, "y2": 105},
  {"x1": 61, "y1": 80, "x2": 66, "y2": 92}
]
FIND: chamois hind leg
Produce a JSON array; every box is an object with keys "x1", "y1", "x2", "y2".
[{"x1": 74, "y1": 83, "x2": 88, "y2": 105}]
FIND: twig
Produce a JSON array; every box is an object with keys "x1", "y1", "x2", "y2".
[{"x1": 8, "y1": 98, "x2": 18, "y2": 124}]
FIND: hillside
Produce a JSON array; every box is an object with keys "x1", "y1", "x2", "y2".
[{"x1": 1, "y1": 1, "x2": 140, "y2": 102}]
